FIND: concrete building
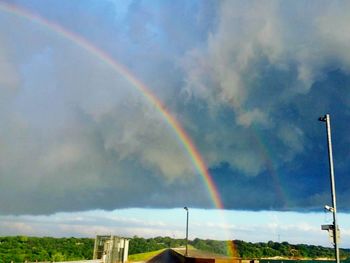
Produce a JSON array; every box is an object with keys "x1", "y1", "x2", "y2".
[{"x1": 93, "y1": 235, "x2": 129, "y2": 263}]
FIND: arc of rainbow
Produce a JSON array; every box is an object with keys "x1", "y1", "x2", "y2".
[
  {"x1": 249, "y1": 128, "x2": 287, "y2": 207},
  {"x1": 0, "y1": 2, "x2": 224, "y2": 209}
]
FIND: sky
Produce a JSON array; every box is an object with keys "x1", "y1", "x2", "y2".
[{"x1": 1, "y1": 0, "x2": 350, "y2": 247}]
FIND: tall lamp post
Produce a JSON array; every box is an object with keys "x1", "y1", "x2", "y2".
[
  {"x1": 319, "y1": 114, "x2": 340, "y2": 263},
  {"x1": 184, "y1": 207, "x2": 189, "y2": 257}
]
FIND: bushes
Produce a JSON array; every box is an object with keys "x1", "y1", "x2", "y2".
[
  {"x1": 0, "y1": 236, "x2": 94, "y2": 262},
  {"x1": 0, "y1": 236, "x2": 349, "y2": 262}
]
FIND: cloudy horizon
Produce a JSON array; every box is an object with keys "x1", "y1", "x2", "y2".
[{"x1": 2, "y1": 208, "x2": 350, "y2": 248}]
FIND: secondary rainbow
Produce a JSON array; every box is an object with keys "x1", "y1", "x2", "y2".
[{"x1": 0, "y1": 2, "x2": 224, "y2": 209}]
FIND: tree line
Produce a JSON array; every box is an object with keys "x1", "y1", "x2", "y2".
[
  {"x1": 0, "y1": 236, "x2": 350, "y2": 262},
  {"x1": 130, "y1": 238, "x2": 350, "y2": 260},
  {"x1": 0, "y1": 236, "x2": 93, "y2": 262},
  {"x1": 231, "y1": 240, "x2": 350, "y2": 259}
]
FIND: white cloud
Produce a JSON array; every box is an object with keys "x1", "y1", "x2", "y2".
[
  {"x1": 237, "y1": 109, "x2": 269, "y2": 127},
  {"x1": 1, "y1": 209, "x2": 349, "y2": 246},
  {"x1": 277, "y1": 124, "x2": 304, "y2": 161}
]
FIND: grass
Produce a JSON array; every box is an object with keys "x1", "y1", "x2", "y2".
[
  {"x1": 128, "y1": 248, "x2": 166, "y2": 262},
  {"x1": 174, "y1": 246, "x2": 230, "y2": 259}
]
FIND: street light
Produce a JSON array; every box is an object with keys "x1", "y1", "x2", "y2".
[
  {"x1": 184, "y1": 207, "x2": 189, "y2": 257},
  {"x1": 319, "y1": 114, "x2": 340, "y2": 263}
]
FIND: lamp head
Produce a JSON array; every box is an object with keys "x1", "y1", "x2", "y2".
[
  {"x1": 324, "y1": 205, "x2": 334, "y2": 212},
  {"x1": 318, "y1": 115, "x2": 327, "y2": 122},
  {"x1": 184, "y1": 206, "x2": 188, "y2": 211}
]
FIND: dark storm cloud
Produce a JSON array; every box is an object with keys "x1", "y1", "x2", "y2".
[
  {"x1": 0, "y1": 0, "x2": 350, "y2": 214},
  {"x1": 180, "y1": 1, "x2": 350, "y2": 211}
]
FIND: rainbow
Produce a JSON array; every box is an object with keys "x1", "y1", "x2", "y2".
[
  {"x1": 249, "y1": 128, "x2": 287, "y2": 207},
  {"x1": 0, "y1": 2, "x2": 224, "y2": 209}
]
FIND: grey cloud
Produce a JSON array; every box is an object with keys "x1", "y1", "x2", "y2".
[
  {"x1": 181, "y1": 0, "x2": 350, "y2": 176},
  {"x1": 183, "y1": 0, "x2": 350, "y2": 112},
  {"x1": 1, "y1": 0, "x2": 350, "y2": 214},
  {"x1": 0, "y1": 9, "x2": 213, "y2": 214}
]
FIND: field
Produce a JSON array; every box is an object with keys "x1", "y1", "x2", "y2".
[{"x1": 128, "y1": 248, "x2": 166, "y2": 262}]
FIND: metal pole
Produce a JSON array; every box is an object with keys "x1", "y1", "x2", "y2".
[
  {"x1": 184, "y1": 207, "x2": 189, "y2": 256},
  {"x1": 319, "y1": 114, "x2": 340, "y2": 263}
]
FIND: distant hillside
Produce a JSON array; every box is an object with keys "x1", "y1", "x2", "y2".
[
  {"x1": 129, "y1": 237, "x2": 350, "y2": 260},
  {"x1": 0, "y1": 236, "x2": 349, "y2": 262},
  {"x1": 0, "y1": 236, "x2": 93, "y2": 262},
  {"x1": 129, "y1": 236, "x2": 186, "y2": 254},
  {"x1": 193, "y1": 239, "x2": 350, "y2": 260},
  {"x1": 232, "y1": 240, "x2": 349, "y2": 259}
]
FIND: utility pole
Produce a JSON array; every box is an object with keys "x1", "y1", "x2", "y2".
[
  {"x1": 319, "y1": 114, "x2": 340, "y2": 263},
  {"x1": 184, "y1": 207, "x2": 189, "y2": 257}
]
